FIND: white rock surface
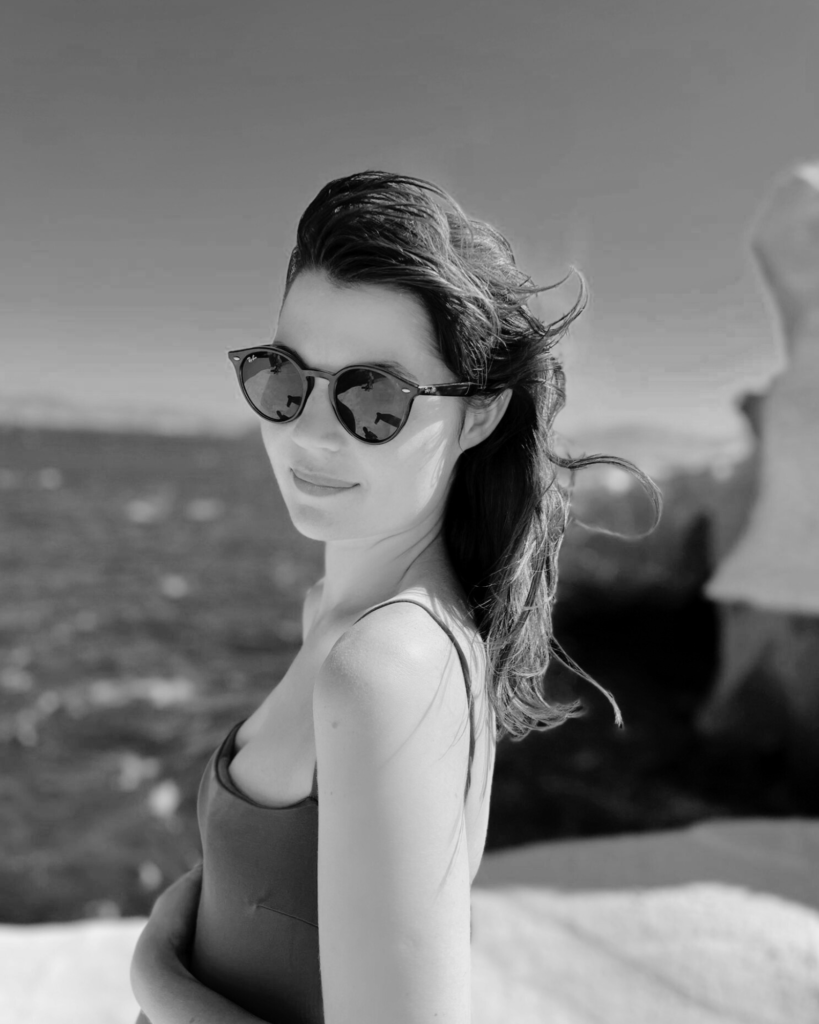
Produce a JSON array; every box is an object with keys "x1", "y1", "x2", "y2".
[
  {"x1": 471, "y1": 883, "x2": 819, "y2": 1024},
  {"x1": 0, "y1": 917, "x2": 145, "y2": 1024}
]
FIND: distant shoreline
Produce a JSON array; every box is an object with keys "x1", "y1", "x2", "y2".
[
  {"x1": 0, "y1": 410, "x2": 754, "y2": 481},
  {"x1": 0, "y1": 396, "x2": 251, "y2": 439}
]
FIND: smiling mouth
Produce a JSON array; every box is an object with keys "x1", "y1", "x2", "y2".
[{"x1": 291, "y1": 469, "x2": 358, "y2": 489}]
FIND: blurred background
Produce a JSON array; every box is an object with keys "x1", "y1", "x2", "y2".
[{"x1": 1, "y1": 0, "x2": 818, "y2": 925}]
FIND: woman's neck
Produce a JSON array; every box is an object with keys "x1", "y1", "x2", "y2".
[{"x1": 314, "y1": 519, "x2": 450, "y2": 625}]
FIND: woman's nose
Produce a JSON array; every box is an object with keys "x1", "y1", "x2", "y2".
[{"x1": 291, "y1": 377, "x2": 344, "y2": 449}]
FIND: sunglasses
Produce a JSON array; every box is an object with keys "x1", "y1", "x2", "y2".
[{"x1": 228, "y1": 345, "x2": 489, "y2": 444}]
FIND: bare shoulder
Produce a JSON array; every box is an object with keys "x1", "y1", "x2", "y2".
[
  {"x1": 313, "y1": 600, "x2": 477, "y2": 799},
  {"x1": 315, "y1": 599, "x2": 472, "y2": 723}
]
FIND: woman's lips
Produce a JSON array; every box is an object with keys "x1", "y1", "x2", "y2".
[{"x1": 291, "y1": 469, "x2": 359, "y2": 496}]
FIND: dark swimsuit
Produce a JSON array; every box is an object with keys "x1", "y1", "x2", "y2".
[{"x1": 189, "y1": 599, "x2": 477, "y2": 1024}]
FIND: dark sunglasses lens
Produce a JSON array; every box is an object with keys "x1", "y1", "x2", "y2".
[
  {"x1": 241, "y1": 351, "x2": 304, "y2": 421},
  {"x1": 335, "y1": 368, "x2": 409, "y2": 442}
]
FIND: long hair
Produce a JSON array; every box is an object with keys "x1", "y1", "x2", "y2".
[{"x1": 285, "y1": 170, "x2": 663, "y2": 742}]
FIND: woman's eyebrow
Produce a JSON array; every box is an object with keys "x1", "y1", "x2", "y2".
[
  {"x1": 273, "y1": 341, "x2": 418, "y2": 382},
  {"x1": 375, "y1": 358, "x2": 417, "y2": 380}
]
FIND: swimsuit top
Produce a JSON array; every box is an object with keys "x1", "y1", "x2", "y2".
[{"x1": 189, "y1": 598, "x2": 477, "y2": 1024}]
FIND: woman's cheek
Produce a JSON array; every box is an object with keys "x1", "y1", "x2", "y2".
[{"x1": 374, "y1": 438, "x2": 452, "y2": 517}]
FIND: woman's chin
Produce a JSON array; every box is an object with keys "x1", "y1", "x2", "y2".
[{"x1": 285, "y1": 504, "x2": 358, "y2": 543}]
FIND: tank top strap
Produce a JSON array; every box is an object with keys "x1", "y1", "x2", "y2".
[{"x1": 352, "y1": 598, "x2": 476, "y2": 802}]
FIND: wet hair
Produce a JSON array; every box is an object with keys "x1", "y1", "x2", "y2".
[{"x1": 284, "y1": 170, "x2": 662, "y2": 743}]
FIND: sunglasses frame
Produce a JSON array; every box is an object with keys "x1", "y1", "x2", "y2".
[{"x1": 228, "y1": 344, "x2": 490, "y2": 444}]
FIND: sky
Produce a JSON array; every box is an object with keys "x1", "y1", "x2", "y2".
[{"x1": 1, "y1": 0, "x2": 817, "y2": 446}]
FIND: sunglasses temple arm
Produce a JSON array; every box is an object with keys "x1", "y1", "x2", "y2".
[{"x1": 419, "y1": 383, "x2": 487, "y2": 396}]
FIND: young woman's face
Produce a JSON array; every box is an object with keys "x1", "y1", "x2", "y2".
[{"x1": 260, "y1": 269, "x2": 467, "y2": 544}]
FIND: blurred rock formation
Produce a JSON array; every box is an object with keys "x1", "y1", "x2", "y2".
[
  {"x1": 700, "y1": 163, "x2": 819, "y2": 789},
  {"x1": 554, "y1": 162, "x2": 819, "y2": 796}
]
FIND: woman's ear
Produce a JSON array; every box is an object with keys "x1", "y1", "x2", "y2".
[{"x1": 458, "y1": 389, "x2": 513, "y2": 452}]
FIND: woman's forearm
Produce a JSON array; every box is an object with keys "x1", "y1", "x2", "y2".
[{"x1": 131, "y1": 944, "x2": 271, "y2": 1024}]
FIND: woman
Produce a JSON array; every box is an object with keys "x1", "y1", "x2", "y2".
[{"x1": 130, "y1": 170, "x2": 661, "y2": 1024}]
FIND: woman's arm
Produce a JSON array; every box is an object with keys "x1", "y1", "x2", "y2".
[
  {"x1": 313, "y1": 603, "x2": 473, "y2": 1024},
  {"x1": 130, "y1": 865, "x2": 270, "y2": 1024},
  {"x1": 132, "y1": 949, "x2": 270, "y2": 1024}
]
